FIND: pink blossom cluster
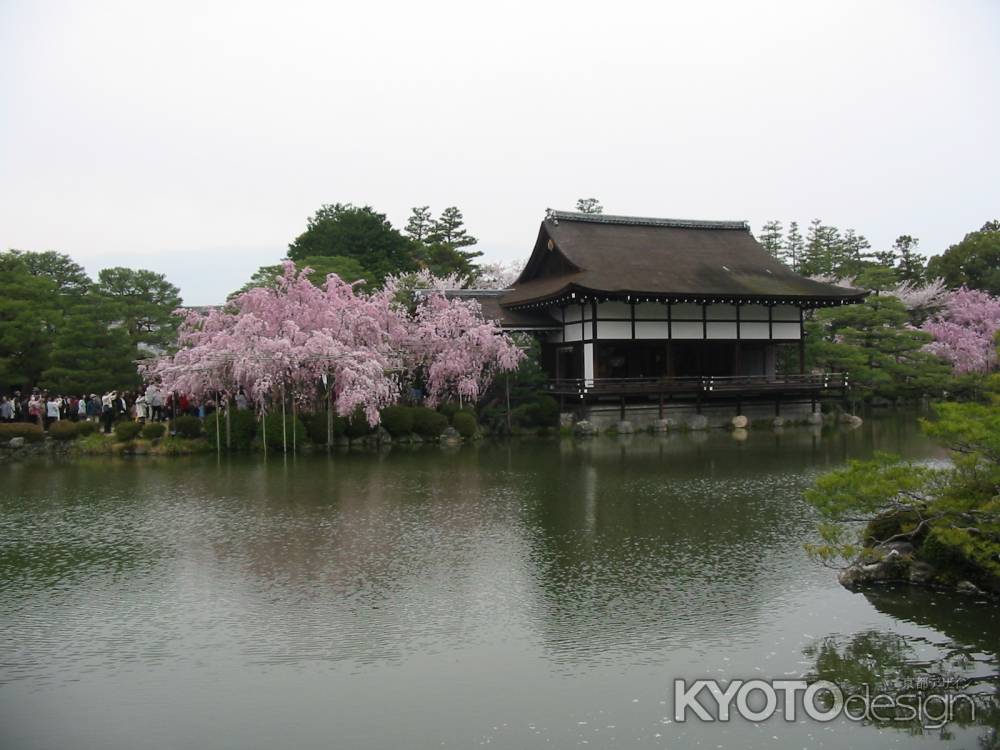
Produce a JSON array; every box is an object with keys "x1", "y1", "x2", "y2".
[
  {"x1": 143, "y1": 263, "x2": 523, "y2": 424},
  {"x1": 921, "y1": 287, "x2": 1000, "y2": 374},
  {"x1": 405, "y1": 293, "x2": 524, "y2": 407}
]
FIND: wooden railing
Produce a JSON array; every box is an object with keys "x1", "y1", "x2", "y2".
[{"x1": 543, "y1": 372, "x2": 848, "y2": 396}]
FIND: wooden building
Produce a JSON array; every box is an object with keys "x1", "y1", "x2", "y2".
[{"x1": 463, "y1": 210, "x2": 865, "y2": 419}]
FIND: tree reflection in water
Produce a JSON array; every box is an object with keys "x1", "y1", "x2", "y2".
[{"x1": 803, "y1": 586, "x2": 999, "y2": 746}]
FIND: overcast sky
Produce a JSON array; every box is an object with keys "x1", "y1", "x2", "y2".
[{"x1": 2, "y1": 0, "x2": 998, "y2": 305}]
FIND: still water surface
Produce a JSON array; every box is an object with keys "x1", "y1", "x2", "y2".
[{"x1": 1, "y1": 415, "x2": 997, "y2": 748}]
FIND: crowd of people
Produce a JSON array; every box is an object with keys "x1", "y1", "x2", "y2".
[{"x1": 0, "y1": 385, "x2": 248, "y2": 434}]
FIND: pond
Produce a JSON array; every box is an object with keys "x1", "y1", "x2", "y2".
[{"x1": 1, "y1": 413, "x2": 997, "y2": 749}]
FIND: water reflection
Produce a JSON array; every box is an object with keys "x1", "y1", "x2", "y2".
[
  {"x1": 2, "y1": 413, "x2": 988, "y2": 750},
  {"x1": 803, "y1": 587, "x2": 999, "y2": 744}
]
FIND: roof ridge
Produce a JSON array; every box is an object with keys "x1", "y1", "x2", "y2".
[{"x1": 545, "y1": 209, "x2": 748, "y2": 231}]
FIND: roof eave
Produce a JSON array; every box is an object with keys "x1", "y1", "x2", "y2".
[{"x1": 502, "y1": 286, "x2": 867, "y2": 310}]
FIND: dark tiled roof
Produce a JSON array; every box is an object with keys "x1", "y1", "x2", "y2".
[
  {"x1": 442, "y1": 289, "x2": 561, "y2": 330},
  {"x1": 502, "y1": 212, "x2": 866, "y2": 308},
  {"x1": 545, "y1": 209, "x2": 749, "y2": 231}
]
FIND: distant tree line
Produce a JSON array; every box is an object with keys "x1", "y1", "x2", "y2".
[
  {"x1": 0, "y1": 251, "x2": 181, "y2": 394},
  {"x1": 757, "y1": 218, "x2": 1000, "y2": 295},
  {"x1": 756, "y1": 218, "x2": 1000, "y2": 402},
  {"x1": 238, "y1": 203, "x2": 485, "y2": 296}
]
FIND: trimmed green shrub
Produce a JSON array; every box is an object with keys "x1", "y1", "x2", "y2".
[
  {"x1": 75, "y1": 421, "x2": 98, "y2": 436},
  {"x1": 140, "y1": 422, "x2": 167, "y2": 440},
  {"x1": 451, "y1": 410, "x2": 478, "y2": 438},
  {"x1": 379, "y1": 406, "x2": 415, "y2": 437},
  {"x1": 534, "y1": 395, "x2": 560, "y2": 427},
  {"x1": 0, "y1": 423, "x2": 45, "y2": 443},
  {"x1": 231, "y1": 409, "x2": 257, "y2": 449},
  {"x1": 412, "y1": 406, "x2": 448, "y2": 438},
  {"x1": 437, "y1": 401, "x2": 460, "y2": 420},
  {"x1": 205, "y1": 409, "x2": 257, "y2": 451},
  {"x1": 75, "y1": 432, "x2": 113, "y2": 454},
  {"x1": 150, "y1": 437, "x2": 214, "y2": 456},
  {"x1": 304, "y1": 410, "x2": 348, "y2": 445},
  {"x1": 344, "y1": 409, "x2": 373, "y2": 440},
  {"x1": 260, "y1": 413, "x2": 307, "y2": 452},
  {"x1": 114, "y1": 421, "x2": 143, "y2": 442},
  {"x1": 305, "y1": 411, "x2": 328, "y2": 444},
  {"x1": 48, "y1": 421, "x2": 80, "y2": 440},
  {"x1": 511, "y1": 395, "x2": 560, "y2": 429},
  {"x1": 171, "y1": 415, "x2": 202, "y2": 439}
]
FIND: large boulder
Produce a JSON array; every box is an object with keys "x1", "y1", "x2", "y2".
[
  {"x1": 614, "y1": 420, "x2": 634, "y2": 435},
  {"x1": 771, "y1": 417, "x2": 786, "y2": 430},
  {"x1": 8, "y1": 437, "x2": 25, "y2": 449},
  {"x1": 807, "y1": 412, "x2": 824, "y2": 425},
  {"x1": 731, "y1": 415, "x2": 749, "y2": 430},
  {"x1": 956, "y1": 580, "x2": 984, "y2": 596},
  {"x1": 687, "y1": 414, "x2": 709, "y2": 431},
  {"x1": 573, "y1": 420, "x2": 598, "y2": 438},
  {"x1": 838, "y1": 559, "x2": 909, "y2": 590},
  {"x1": 839, "y1": 413, "x2": 863, "y2": 428}
]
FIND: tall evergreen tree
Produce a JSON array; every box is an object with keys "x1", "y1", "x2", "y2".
[
  {"x1": 801, "y1": 219, "x2": 842, "y2": 277},
  {"x1": 575, "y1": 198, "x2": 603, "y2": 214},
  {"x1": 0, "y1": 258, "x2": 60, "y2": 387},
  {"x1": 95, "y1": 267, "x2": 182, "y2": 352},
  {"x1": 404, "y1": 206, "x2": 434, "y2": 243},
  {"x1": 893, "y1": 235, "x2": 925, "y2": 284},
  {"x1": 40, "y1": 296, "x2": 139, "y2": 394},
  {"x1": 838, "y1": 229, "x2": 871, "y2": 278},
  {"x1": 428, "y1": 206, "x2": 478, "y2": 248},
  {"x1": 757, "y1": 220, "x2": 783, "y2": 259},
  {"x1": 0, "y1": 249, "x2": 91, "y2": 296},
  {"x1": 926, "y1": 222, "x2": 1000, "y2": 295},
  {"x1": 287, "y1": 203, "x2": 417, "y2": 284},
  {"x1": 806, "y1": 295, "x2": 950, "y2": 400},
  {"x1": 783, "y1": 221, "x2": 804, "y2": 271}
]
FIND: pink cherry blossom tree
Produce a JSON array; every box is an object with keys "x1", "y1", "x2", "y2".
[
  {"x1": 404, "y1": 291, "x2": 523, "y2": 406},
  {"x1": 144, "y1": 262, "x2": 403, "y2": 424},
  {"x1": 144, "y1": 262, "x2": 523, "y2": 423},
  {"x1": 921, "y1": 287, "x2": 1000, "y2": 374}
]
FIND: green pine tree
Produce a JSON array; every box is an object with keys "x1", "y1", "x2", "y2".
[
  {"x1": 288, "y1": 203, "x2": 417, "y2": 284},
  {"x1": 805, "y1": 295, "x2": 950, "y2": 400},
  {"x1": 575, "y1": 198, "x2": 603, "y2": 214},
  {"x1": 404, "y1": 206, "x2": 434, "y2": 244},
  {"x1": 40, "y1": 296, "x2": 139, "y2": 395},
  {"x1": 893, "y1": 235, "x2": 925, "y2": 284},
  {"x1": 757, "y1": 220, "x2": 784, "y2": 259},
  {"x1": 95, "y1": 267, "x2": 182, "y2": 352},
  {"x1": 783, "y1": 221, "x2": 804, "y2": 271},
  {"x1": 428, "y1": 206, "x2": 478, "y2": 248}
]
